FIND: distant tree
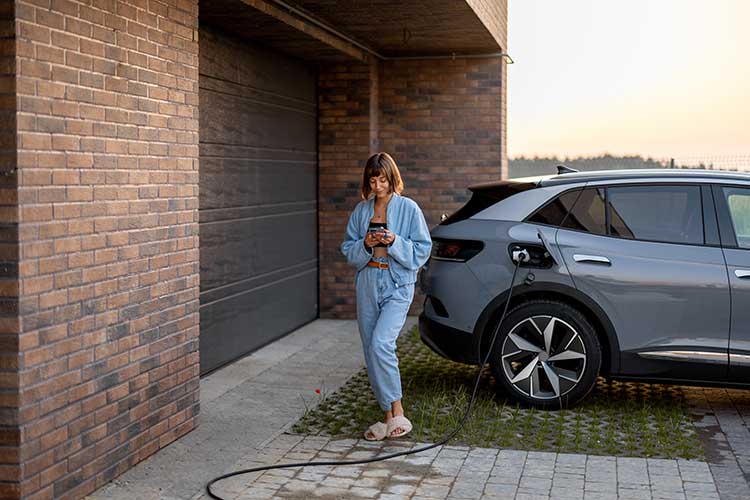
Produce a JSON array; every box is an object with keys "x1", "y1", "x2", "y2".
[{"x1": 508, "y1": 154, "x2": 671, "y2": 178}]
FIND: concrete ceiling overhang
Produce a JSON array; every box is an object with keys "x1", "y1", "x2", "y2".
[{"x1": 200, "y1": 0, "x2": 502, "y2": 63}]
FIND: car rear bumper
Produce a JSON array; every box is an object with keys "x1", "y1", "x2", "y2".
[{"x1": 419, "y1": 312, "x2": 479, "y2": 365}]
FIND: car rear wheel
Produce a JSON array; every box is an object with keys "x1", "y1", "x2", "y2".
[{"x1": 489, "y1": 300, "x2": 601, "y2": 410}]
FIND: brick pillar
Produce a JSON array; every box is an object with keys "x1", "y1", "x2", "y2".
[
  {"x1": 500, "y1": 58, "x2": 508, "y2": 179},
  {"x1": 319, "y1": 57, "x2": 505, "y2": 319},
  {"x1": 318, "y1": 63, "x2": 372, "y2": 318},
  {"x1": 13, "y1": 0, "x2": 200, "y2": 498},
  {"x1": 0, "y1": 2, "x2": 19, "y2": 499}
]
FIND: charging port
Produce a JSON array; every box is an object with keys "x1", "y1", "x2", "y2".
[{"x1": 508, "y1": 244, "x2": 554, "y2": 269}]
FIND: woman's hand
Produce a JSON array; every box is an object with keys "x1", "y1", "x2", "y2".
[
  {"x1": 380, "y1": 230, "x2": 396, "y2": 247},
  {"x1": 364, "y1": 231, "x2": 380, "y2": 248}
]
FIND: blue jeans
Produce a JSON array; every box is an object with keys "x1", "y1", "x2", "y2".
[{"x1": 356, "y1": 257, "x2": 415, "y2": 411}]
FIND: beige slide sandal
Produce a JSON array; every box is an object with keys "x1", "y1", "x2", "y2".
[
  {"x1": 364, "y1": 421, "x2": 388, "y2": 441},
  {"x1": 387, "y1": 415, "x2": 413, "y2": 438}
]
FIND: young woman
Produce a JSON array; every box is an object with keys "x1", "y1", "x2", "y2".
[{"x1": 341, "y1": 152, "x2": 432, "y2": 440}]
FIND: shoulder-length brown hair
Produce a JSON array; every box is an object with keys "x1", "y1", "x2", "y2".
[{"x1": 360, "y1": 152, "x2": 404, "y2": 200}]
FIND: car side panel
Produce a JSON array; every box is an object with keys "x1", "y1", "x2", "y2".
[
  {"x1": 466, "y1": 222, "x2": 577, "y2": 300},
  {"x1": 556, "y1": 228, "x2": 730, "y2": 379},
  {"x1": 419, "y1": 257, "x2": 493, "y2": 335}
]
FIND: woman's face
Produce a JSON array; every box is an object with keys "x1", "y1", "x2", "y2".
[{"x1": 369, "y1": 174, "x2": 390, "y2": 198}]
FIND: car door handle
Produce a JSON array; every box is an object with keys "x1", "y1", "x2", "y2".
[
  {"x1": 573, "y1": 254, "x2": 611, "y2": 265},
  {"x1": 735, "y1": 270, "x2": 750, "y2": 279}
]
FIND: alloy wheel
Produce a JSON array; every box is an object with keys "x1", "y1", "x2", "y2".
[{"x1": 500, "y1": 315, "x2": 587, "y2": 400}]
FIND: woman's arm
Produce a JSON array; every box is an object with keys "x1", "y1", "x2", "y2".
[
  {"x1": 341, "y1": 204, "x2": 373, "y2": 268},
  {"x1": 387, "y1": 202, "x2": 432, "y2": 270}
]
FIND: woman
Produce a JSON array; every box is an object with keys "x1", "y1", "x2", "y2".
[{"x1": 341, "y1": 152, "x2": 432, "y2": 440}]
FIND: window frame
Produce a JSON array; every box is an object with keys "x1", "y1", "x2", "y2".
[{"x1": 712, "y1": 183, "x2": 750, "y2": 250}]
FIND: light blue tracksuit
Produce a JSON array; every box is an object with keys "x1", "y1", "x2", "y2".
[{"x1": 341, "y1": 193, "x2": 432, "y2": 410}]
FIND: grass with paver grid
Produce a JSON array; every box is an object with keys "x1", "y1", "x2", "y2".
[{"x1": 292, "y1": 326, "x2": 704, "y2": 459}]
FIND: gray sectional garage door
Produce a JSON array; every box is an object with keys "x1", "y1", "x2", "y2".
[{"x1": 199, "y1": 28, "x2": 318, "y2": 374}]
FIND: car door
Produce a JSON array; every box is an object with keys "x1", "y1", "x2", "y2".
[
  {"x1": 555, "y1": 182, "x2": 730, "y2": 379},
  {"x1": 713, "y1": 184, "x2": 750, "y2": 381}
]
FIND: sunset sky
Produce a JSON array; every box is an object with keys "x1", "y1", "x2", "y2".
[{"x1": 507, "y1": 0, "x2": 750, "y2": 160}]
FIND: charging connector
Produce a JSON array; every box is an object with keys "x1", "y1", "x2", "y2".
[
  {"x1": 511, "y1": 248, "x2": 530, "y2": 264},
  {"x1": 508, "y1": 243, "x2": 553, "y2": 269}
]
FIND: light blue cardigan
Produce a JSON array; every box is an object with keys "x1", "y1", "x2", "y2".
[{"x1": 341, "y1": 193, "x2": 432, "y2": 287}]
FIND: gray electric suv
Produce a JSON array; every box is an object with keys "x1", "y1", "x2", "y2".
[{"x1": 419, "y1": 168, "x2": 750, "y2": 409}]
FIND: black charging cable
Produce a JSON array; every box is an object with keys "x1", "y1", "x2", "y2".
[{"x1": 206, "y1": 257, "x2": 525, "y2": 500}]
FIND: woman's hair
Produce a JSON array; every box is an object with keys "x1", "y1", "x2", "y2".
[{"x1": 360, "y1": 152, "x2": 404, "y2": 200}]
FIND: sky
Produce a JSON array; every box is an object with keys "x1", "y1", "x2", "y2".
[{"x1": 507, "y1": 0, "x2": 750, "y2": 160}]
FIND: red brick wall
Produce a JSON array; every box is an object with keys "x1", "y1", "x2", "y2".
[
  {"x1": 0, "y1": 2, "x2": 19, "y2": 498},
  {"x1": 13, "y1": 0, "x2": 200, "y2": 498},
  {"x1": 319, "y1": 57, "x2": 505, "y2": 319}
]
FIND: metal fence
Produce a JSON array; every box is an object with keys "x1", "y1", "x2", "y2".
[
  {"x1": 670, "y1": 156, "x2": 750, "y2": 172},
  {"x1": 508, "y1": 155, "x2": 750, "y2": 178}
]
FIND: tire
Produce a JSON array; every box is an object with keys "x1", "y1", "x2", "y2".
[{"x1": 488, "y1": 300, "x2": 601, "y2": 410}]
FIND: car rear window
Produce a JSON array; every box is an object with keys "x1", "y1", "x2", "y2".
[
  {"x1": 561, "y1": 188, "x2": 607, "y2": 235},
  {"x1": 441, "y1": 181, "x2": 537, "y2": 225},
  {"x1": 527, "y1": 189, "x2": 582, "y2": 227}
]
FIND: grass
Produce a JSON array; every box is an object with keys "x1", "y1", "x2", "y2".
[{"x1": 291, "y1": 326, "x2": 704, "y2": 460}]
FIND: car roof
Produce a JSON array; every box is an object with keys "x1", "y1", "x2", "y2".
[{"x1": 536, "y1": 168, "x2": 750, "y2": 186}]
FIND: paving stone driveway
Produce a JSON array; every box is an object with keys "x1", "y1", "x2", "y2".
[
  {"x1": 216, "y1": 435, "x2": 720, "y2": 500},
  {"x1": 86, "y1": 319, "x2": 750, "y2": 500}
]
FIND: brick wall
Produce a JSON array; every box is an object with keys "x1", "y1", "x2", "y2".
[
  {"x1": 379, "y1": 58, "x2": 504, "y2": 228},
  {"x1": 318, "y1": 63, "x2": 372, "y2": 318},
  {"x1": 319, "y1": 57, "x2": 505, "y2": 319},
  {"x1": 501, "y1": 56, "x2": 508, "y2": 177},
  {"x1": 13, "y1": 0, "x2": 200, "y2": 498},
  {"x1": 0, "y1": 2, "x2": 19, "y2": 498}
]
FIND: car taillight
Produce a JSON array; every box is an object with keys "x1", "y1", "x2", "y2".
[{"x1": 431, "y1": 239, "x2": 484, "y2": 262}]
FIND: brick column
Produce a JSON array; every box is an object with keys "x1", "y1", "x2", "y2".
[
  {"x1": 500, "y1": 58, "x2": 508, "y2": 178},
  {"x1": 0, "y1": 2, "x2": 19, "y2": 498},
  {"x1": 13, "y1": 0, "x2": 200, "y2": 498},
  {"x1": 318, "y1": 63, "x2": 372, "y2": 318}
]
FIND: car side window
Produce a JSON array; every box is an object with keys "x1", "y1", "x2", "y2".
[
  {"x1": 528, "y1": 189, "x2": 582, "y2": 227},
  {"x1": 723, "y1": 187, "x2": 750, "y2": 249},
  {"x1": 608, "y1": 185, "x2": 703, "y2": 245},
  {"x1": 561, "y1": 187, "x2": 607, "y2": 235}
]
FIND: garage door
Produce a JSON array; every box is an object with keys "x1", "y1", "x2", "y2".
[{"x1": 199, "y1": 28, "x2": 318, "y2": 374}]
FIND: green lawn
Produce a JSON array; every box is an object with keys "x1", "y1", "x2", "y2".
[{"x1": 292, "y1": 326, "x2": 704, "y2": 459}]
